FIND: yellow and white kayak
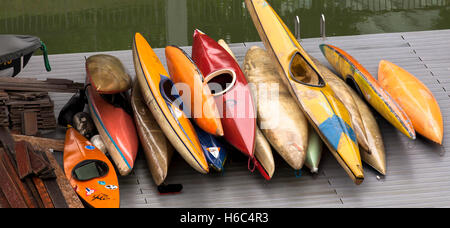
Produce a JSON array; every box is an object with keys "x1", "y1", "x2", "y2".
[{"x1": 245, "y1": 0, "x2": 363, "y2": 184}]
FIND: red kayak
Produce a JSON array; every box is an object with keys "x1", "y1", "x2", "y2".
[
  {"x1": 192, "y1": 29, "x2": 256, "y2": 158},
  {"x1": 86, "y1": 68, "x2": 139, "y2": 176}
]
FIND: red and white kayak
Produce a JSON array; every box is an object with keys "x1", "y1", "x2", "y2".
[{"x1": 191, "y1": 30, "x2": 256, "y2": 158}]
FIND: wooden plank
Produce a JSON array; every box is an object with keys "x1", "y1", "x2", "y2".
[
  {"x1": 0, "y1": 154, "x2": 28, "y2": 208},
  {"x1": 32, "y1": 177, "x2": 54, "y2": 208},
  {"x1": 12, "y1": 134, "x2": 65, "y2": 152},
  {"x1": 43, "y1": 150, "x2": 84, "y2": 208},
  {"x1": 0, "y1": 77, "x2": 84, "y2": 93},
  {"x1": 22, "y1": 112, "x2": 38, "y2": 136},
  {"x1": 15, "y1": 141, "x2": 33, "y2": 179}
]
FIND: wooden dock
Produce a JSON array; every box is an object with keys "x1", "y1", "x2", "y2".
[{"x1": 19, "y1": 29, "x2": 450, "y2": 207}]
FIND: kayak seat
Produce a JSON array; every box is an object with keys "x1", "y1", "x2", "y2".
[
  {"x1": 289, "y1": 52, "x2": 324, "y2": 87},
  {"x1": 72, "y1": 159, "x2": 109, "y2": 181},
  {"x1": 204, "y1": 69, "x2": 237, "y2": 96}
]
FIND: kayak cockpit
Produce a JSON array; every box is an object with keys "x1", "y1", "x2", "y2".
[
  {"x1": 204, "y1": 69, "x2": 236, "y2": 96},
  {"x1": 72, "y1": 159, "x2": 110, "y2": 181},
  {"x1": 289, "y1": 52, "x2": 325, "y2": 87}
]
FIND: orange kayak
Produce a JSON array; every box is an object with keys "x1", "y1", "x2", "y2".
[
  {"x1": 378, "y1": 60, "x2": 443, "y2": 144},
  {"x1": 63, "y1": 127, "x2": 119, "y2": 208},
  {"x1": 165, "y1": 45, "x2": 223, "y2": 136}
]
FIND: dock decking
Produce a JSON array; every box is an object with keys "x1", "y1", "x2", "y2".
[{"x1": 19, "y1": 29, "x2": 450, "y2": 208}]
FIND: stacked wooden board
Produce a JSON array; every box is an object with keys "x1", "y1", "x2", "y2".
[
  {"x1": 0, "y1": 127, "x2": 83, "y2": 208},
  {"x1": 4, "y1": 91, "x2": 56, "y2": 134}
]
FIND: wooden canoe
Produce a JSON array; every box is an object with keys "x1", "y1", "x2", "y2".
[
  {"x1": 85, "y1": 54, "x2": 132, "y2": 94},
  {"x1": 165, "y1": 45, "x2": 223, "y2": 136},
  {"x1": 132, "y1": 33, "x2": 209, "y2": 174},
  {"x1": 131, "y1": 80, "x2": 174, "y2": 185},
  {"x1": 192, "y1": 30, "x2": 256, "y2": 158},
  {"x1": 242, "y1": 46, "x2": 308, "y2": 170},
  {"x1": 63, "y1": 127, "x2": 119, "y2": 208},
  {"x1": 378, "y1": 60, "x2": 443, "y2": 145},
  {"x1": 320, "y1": 44, "x2": 416, "y2": 140},
  {"x1": 314, "y1": 59, "x2": 386, "y2": 175},
  {"x1": 245, "y1": 0, "x2": 363, "y2": 184},
  {"x1": 86, "y1": 58, "x2": 138, "y2": 176}
]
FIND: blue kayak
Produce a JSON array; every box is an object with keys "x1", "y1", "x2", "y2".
[{"x1": 193, "y1": 122, "x2": 227, "y2": 172}]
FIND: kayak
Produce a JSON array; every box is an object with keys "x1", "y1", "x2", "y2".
[
  {"x1": 305, "y1": 126, "x2": 322, "y2": 173},
  {"x1": 378, "y1": 60, "x2": 443, "y2": 145},
  {"x1": 192, "y1": 30, "x2": 256, "y2": 158},
  {"x1": 252, "y1": 128, "x2": 275, "y2": 180},
  {"x1": 85, "y1": 54, "x2": 132, "y2": 94},
  {"x1": 314, "y1": 59, "x2": 386, "y2": 174},
  {"x1": 63, "y1": 127, "x2": 119, "y2": 208},
  {"x1": 132, "y1": 33, "x2": 209, "y2": 174},
  {"x1": 165, "y1": 45, "x2": 223, "y2": 136},
  {"x1": 131, "y1": 80, "x2": 174, "y2": 185},
  {"x1": 242, "y1": 46, "x2": 308, "y2": 170},
  {"x1": 349, "y1": 83, "x2": 386, "y2": 175},
  {"x1": 312, "y1": 58, "x2": 368, "y2": 152},
  {"x1": 193, "y1": 123, "x2": 227, "y2": 172},
  {"x1": 86, "y1": 56, "x2": 138, "y2": 176},
  {"x1": 319, "y1": 44, "x2": 416, "y2": 140},
  {"x1": 245, "y1": 0, "x2": 363, "y2": 184}
]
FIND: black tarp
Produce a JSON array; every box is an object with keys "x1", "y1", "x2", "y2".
[{"x1": 0, "y1": 35, "x2": 50, "y2": 77}]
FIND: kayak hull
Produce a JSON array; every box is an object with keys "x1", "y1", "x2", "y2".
[
  {"x1": 243, "y1": 46, "x2": 308, "y2": 170},
  {"x1": 165, "y1": 45, "x2": 223, "y2": 136},
  {"x1": 132, "y1": 33, "x2": 209, "y2": 174},
  {"x1": 85, "y1": 54, "x2": 132, "y2": 94},
  {"x1": 378, "y1": 60, "x2": 443, "y2": 145},
  {"x1": 253, "y1": 128, "x2": 275, "y2": 180},
  {"x1": 314, "y1": 59, "x2": 386, "y2": 175},
  {"x1": 86, "y1": 62, "x2": 138, "y2": 176},
  {"x1": 131, "y1": 80, "x2": 174, "y2": 185},
  {"x1": 305, "y1": 125, "x2": 323, "y2": 173},
  {"x1": 192, "y1": 30, "x2": 256, "y2": 158},
  {"x1": 245, "y1": 0, "x2": 363, "y2": 184},
  {"x1": 319, "y1": 44, "x2": 416, "y2": 140},
  {"x1": 193, "y1": 123, "x2": 227, "y2": 172},
  {"x1": 63, "y1": 128, "x2": 120, "y2": 208}
]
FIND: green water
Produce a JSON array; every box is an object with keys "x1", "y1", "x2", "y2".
[{"x1": 1, "y1": 0, "x2": 449, "y2": 54}]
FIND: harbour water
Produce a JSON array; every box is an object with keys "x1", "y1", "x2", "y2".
[{"x1": 1, "y1": 0, "x2": 449, "y2": 54}]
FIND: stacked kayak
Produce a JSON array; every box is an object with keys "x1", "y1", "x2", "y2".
[
  {"x1": 378, "y1": 60, "x2": 443, "y2": 144},
  {"x1": 131, "y1": 80, "x2": 174, "y2": 185},
  {"x1": 320, "y1": 44, "x2": 416, "y2": 140},
  {"x1": 63, "y1": 127, "x2": 120, "y2": 208},
  {"x1": 85, "y1": 54, "x2": 138, "y2": 176},
  {"x1": 132, "y1": 33, "x2": 209, "y2": 174},
  {"x1": 192, "y1": 30, "x2": 257, "y2": 159},
  {"x1": 245, "y1": 0, "x2": 363, "y2": 184}
]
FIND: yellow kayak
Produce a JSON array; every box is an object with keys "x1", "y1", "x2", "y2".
[
  {"x1": 245, "y1": 0, "x2": 363, "y2": 184},
  {"x1": 320, "y1": 44, "x2": 416, "y2": 140},
  {"x1": 132, "y1": 33, "x2": 209, "y2": 174}
]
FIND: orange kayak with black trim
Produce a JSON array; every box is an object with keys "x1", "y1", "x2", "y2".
[
  {"x1": 378, "y1": 60, "x2": 443, "y2": 144},
  {"x1": 63, "y1": 127, "x2": 120, "y2": 208},
  {"x1": 165, "y1": 45, "x2": 223, "y2": 136}
]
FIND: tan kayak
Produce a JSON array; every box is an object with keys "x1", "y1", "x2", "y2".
[
  {"x1": 314, "y1": 60, "x2": 386, "y2": 175},
  {"x1": 131, "y1": 80, "x2": 174, "y2": 185},
  {"x1": 253, "y1": 127, "x2": 275, "y2": 180},
  {"x1": 312, "y1": 58, "x2": 368, "y2": 152},
  {"x1": 85, "y1": 54, "x2": 132, "y2": 94},
  {"x1": 243, "y1": 46, "x2": 308, "y2": 170}
]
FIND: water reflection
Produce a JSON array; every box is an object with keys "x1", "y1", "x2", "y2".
[{"x1": 0, "y1": 0, "x2": 448, "y2": 54}]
